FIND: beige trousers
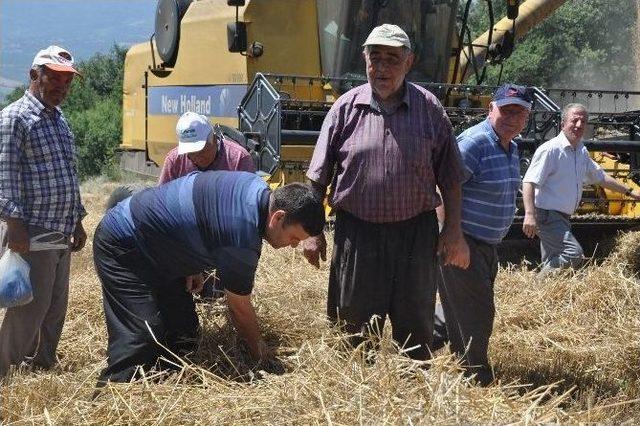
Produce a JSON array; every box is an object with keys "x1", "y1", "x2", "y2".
[{"x1": 0, "y1": 223, "x2": 71, "y2": 377}]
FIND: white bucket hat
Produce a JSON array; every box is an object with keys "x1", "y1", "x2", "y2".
[{"x1": 362, "y1": 24, "x2": 411, "y2": 50}]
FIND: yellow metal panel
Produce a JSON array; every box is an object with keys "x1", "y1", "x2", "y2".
[
  {"x1": 281, "y1": 145, "x2": 315, "y2": 163},
  {"x1": 121, "y1": 43, "x2": 151, "y2": 150},
  {"x1": 162, "y1": 0, "x2": 249, "y2": 85},
  {"x1": 244, "y1": 0, "x2": 322, "y2": 80}
]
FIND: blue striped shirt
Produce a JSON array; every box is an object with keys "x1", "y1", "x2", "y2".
[
  {"x1": 457, "y1": 119, "x2": 520, "y2": 244},
  {"x1": 0, "y1": 91, "x2": 85, "y2": 235},
  {"x1": 101, "y1": 171, "x2": 269, "y2": 295}
]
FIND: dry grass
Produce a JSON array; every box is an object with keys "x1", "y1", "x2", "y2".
[{"x1": 1, "y1": 176, "x2": 639, "y2": 424}]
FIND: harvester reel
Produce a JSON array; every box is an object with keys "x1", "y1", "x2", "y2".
[{"x1": 155, "y1": 0, "x2": 192, "y2": 66}]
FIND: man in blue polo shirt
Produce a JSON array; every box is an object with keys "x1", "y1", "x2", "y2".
[
  {"x1": 93, "y1": 171, "x2": 325, "y2": 384},
  {"x1": 438, "y1": 84, "x2": 532, "y2": 385}
]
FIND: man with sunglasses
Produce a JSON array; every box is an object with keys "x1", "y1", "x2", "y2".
[{"x1": 438, "y1": 84, "x2": 532, "y2": 385}]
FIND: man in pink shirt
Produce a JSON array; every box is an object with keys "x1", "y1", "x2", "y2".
[{"x1": 158, "y1": 111, "x2": 255, "y2": 184}]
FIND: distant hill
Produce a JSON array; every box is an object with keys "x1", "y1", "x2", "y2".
[{"x1": 1, "y1": 0, "x2": 155, "y2": 96}]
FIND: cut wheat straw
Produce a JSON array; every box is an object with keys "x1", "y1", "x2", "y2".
[{"x1": 1, "y1": 176, "x2": 638, "y2": 423}]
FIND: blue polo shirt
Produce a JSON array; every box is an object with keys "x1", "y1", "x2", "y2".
[
  {"x1": 101, "y1": 171, "x2": 269, "y2": 295},
  {"x1": 457, "y1": 119, "x2": 520, "y2": 244}
]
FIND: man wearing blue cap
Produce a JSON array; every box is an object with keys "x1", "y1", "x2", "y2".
[{"x1": 437, "y1": 84, "x2": 532, "y2": 385}]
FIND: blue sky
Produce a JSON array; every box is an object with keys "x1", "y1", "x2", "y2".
[{"x1": 1, "y1": 0, "x2": 155, "y2": 91}]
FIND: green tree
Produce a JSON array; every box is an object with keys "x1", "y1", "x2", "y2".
[
  {"x1": 1, "y1": 45, "x2": 127, "y2": 179},
  {"x1": 1, "y1": 85, "x2": 27, "y2": 108},
  {"x1": 64, "y1": 45, "x2": 127, "y2": 178},
  {"x1": 462, "y1": 0, "x2": 637, "y2": 89}
]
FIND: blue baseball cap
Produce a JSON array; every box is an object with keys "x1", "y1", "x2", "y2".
[{"x1": 493, "y1": 84, "x2": 533, "y2": 109}]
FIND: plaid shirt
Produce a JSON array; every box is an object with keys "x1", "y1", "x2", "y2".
[
  {"x1": 0, "y1": 91, "x2": 85, "y2": 236},
  {"x1": 307, "y1": 83, "x2": 465, "y2": 223}
]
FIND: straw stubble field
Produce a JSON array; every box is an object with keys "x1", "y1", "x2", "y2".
[{"x1": 0, "y1": 176, "x2": 639, "y2": 424}]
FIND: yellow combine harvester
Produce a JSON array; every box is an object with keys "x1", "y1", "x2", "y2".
[{"x1": 118, "y1": 0, "x2": 640, "y2": 257}]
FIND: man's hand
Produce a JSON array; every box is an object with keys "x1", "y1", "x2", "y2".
[
  {"x1": 522, "y1": 212, "x2": 537, "y2": 239},
  {"x1": 226, "y1": 291, "x2": 273, "y2": 362},
  {"x1": 185, "y1": 273, "x2": 205, "y2": 294},
  {"x1": 253, "y1": 338, "x2": 274, "y2": 362},
  {"x1": 71, "y1": 220, "x2": 87, "y2": 252},
  {"x1": 6, "y1": 218, "x2": 29, "y2": 253},
  {"x1": 438, "y1": 227, "x2": 470, "y2": 269},
  {"x1": 302, "y1": 233, "x2": 327, "y2": 269}
]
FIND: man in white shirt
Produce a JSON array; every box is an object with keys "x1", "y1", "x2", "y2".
[{"x1": 522, "y1": 103, "x2": 640, "y2": 276}]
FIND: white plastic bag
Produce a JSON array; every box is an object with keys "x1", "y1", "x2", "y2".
[{"x1": 0, "y1": 249, "x2": 32, "y2": 308}]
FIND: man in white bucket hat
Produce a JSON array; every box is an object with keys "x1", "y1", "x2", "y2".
[{"x1": 159, "y1": 111, "x2": 255, "y2": 183}]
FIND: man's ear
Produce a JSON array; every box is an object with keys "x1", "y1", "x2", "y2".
[
  {"x1": 29, "y1": 68, "x2": 38, "y2": 81},
  {"x1": 405, "y1": 52, "x2": 415, "y2": 70},
  {"x1": 268, "y1": 209, "x2": 285, "y2": 227}
]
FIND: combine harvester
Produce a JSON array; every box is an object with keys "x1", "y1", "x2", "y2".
[{"x1": 119, "y1": 0, "x2": 640, "y2": 261}]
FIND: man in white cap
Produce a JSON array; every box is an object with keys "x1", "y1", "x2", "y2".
[
  {"x1": 0, "y1": 45, "x2": 86, "y2": 377},
  {"x1": 303, "y1": 24, "x2": 468, "y2": 361},
  {"x1": 158, "y1": 111, "x2": 255, "y2": 184},
  {"x1": 158, "y1": 111, "x2": 256, "y2": 299}
]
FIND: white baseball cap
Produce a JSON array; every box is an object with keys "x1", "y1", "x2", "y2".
[
  {"x1": 32, "y1": 45, "x2": 80, "y2": 75},
  {"x1": 362, "y1": 24, "x2": 412, "y2": 50},
  {"x1": 176, "y1": 112, "x2": 213, "y2": 155}
]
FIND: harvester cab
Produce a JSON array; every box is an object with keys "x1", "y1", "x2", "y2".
[{"x1": 121, "y1": 0, "x2": 538, "y2": 178}]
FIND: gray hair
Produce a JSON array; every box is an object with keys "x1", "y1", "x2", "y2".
[
  {"x1": 561, "y1": 103, "x2": 587, "y2": 122},
  {"x1": 363, "y1": 45, "x2": 412, "y2": 56},
  {"x1": 30, "y1": 64, "x2": 46, "y2": 78}
]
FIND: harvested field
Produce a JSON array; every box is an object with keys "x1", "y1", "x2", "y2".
[{"x1": 1, "y1": 176, "x2": 639, "y2": 423}]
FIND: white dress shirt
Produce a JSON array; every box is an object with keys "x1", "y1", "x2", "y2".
[{"x1": 523, "y1": 131, "x2": 605, "y2": 215}]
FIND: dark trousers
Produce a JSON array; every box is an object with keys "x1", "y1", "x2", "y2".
[
  {"x1": 93, "y1": 223, "x2": 199, "y2": 383},
  {"x1": 328, "y1": 210, "x2": 439, "y2": 361},
  {"x1": 438, "y1": 234, "x2": 497, "y2": 385}
]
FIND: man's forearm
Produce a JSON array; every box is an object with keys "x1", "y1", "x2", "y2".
[
  {"x1": 600, "y1": 175, "x2": 631, "y2": 195},
  {"x1": 522, "y1": 182, "x2": 536, "y2": 215},
  {"x1": 5, "y1": 217, "x2": 25, "y2": 227},
  {"x1": 440, "y1": 185, "x2": 463, "y2": 232},
  {"x1": 309, "y1": 180, "x2": 327, "y2": 202},
  {"x1": 226, "y1": 292, "x2": 266, "y2": 358}
]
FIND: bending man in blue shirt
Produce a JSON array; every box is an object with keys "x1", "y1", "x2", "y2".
[
  {"x1": 93, "y1": 171, "x2": 325, "y2": 384},
  {"x1": 438, "y1": 84, "x2": 532, "y2": 386}
]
